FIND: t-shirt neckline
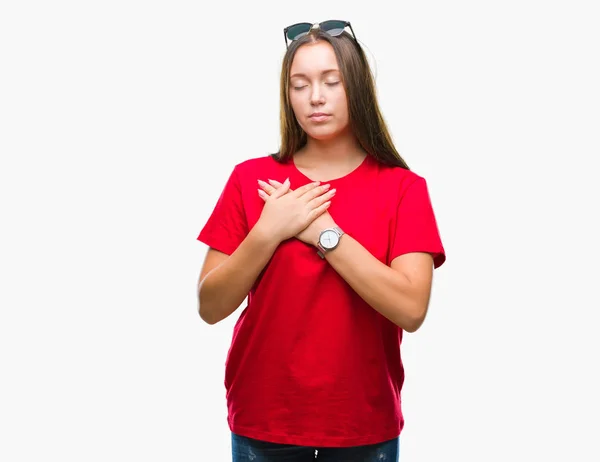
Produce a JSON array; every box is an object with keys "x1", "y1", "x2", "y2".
[{"x1": 290, "y1": 154, "x2": 371, "y2": 184}]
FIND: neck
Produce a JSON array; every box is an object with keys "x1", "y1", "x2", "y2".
[{"x1": 297, "y1": 129, "x2": 366, "y2": 165}]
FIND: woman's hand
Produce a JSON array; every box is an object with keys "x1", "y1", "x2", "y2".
[
  {"x1": 254, "y1": 178, "x2": 335, "y2": 244},
  {"x1": 258, "y1": 179, "x2": 337, "y2": 246}
]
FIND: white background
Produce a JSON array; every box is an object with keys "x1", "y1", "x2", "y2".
[{"x1": 1, "y1": 0, "x2": 599, "y2": 460}]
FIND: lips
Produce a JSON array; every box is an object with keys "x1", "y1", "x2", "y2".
[{"x1": 309, "y1": 113, "x2": 332, "y2": 122}]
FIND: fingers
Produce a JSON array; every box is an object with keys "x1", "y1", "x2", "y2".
[
  {"x1": 258, "y1": 179, "x2": 278, "y2": 196},
  {"x1": 257, "y1": 178, "x2": 292, "y2": 202},
  {"x1": 291, "y1": 180, "x2": 323, "y2": 198},
  {"x1": 257, "y1": 179, "x2": 334, "y2": 207},
  {"x1": 257, "y1": 189, "x2": 268, "y2": 201},
  {"x1": 309, "y1": 200, "x2": 332, "y2": 220},
  {"x1": 267, "y1": 179, "x2": 286, "y2": 189},
  {"x1": 307, "y1": 187, "x2": 336, "y2": 208},
  {"x1": 269, "y1": 177, "x2": 291, "y2": 199},
  {"x1": 302, "y1": 183, "x2": 334, "y2": 203},
  {"x1": 260, "y1": 179, "x2": 324, "y2": 200}
]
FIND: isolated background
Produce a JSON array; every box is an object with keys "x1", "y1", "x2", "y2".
[{"x1": 1, "y1": 0, "x2": 599, "y2": 460}]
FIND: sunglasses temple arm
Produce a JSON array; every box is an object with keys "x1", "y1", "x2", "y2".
[
  {"x1": 284, "y1": 29, "x2": 288, "y2": 48},
  {"x1": 348, "y1": 23, "x2": 357, "y2": 43}
]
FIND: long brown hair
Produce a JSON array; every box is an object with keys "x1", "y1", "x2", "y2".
[{"x1": 270, "y1": 29, "x2": 409, "y2": 170}]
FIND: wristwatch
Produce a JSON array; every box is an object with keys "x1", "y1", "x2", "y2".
[{"x1": 316, "y1": 226, "x2": 345, "y2": 259}]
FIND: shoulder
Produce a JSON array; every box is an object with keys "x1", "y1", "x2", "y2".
[
  {"x1": 372, "y1": 158, "x2": 427, "y2": 196},
  {"x1": 232, "y1": 154, "x2": 278, "y2": 176},
  {"x1": 228, "y1": 154, "x2": 291, "y2": 193},
  {"x1": 213, "y1": 155, "x2": 276, "y2": 196}
]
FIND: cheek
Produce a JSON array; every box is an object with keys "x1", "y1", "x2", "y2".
[
  {"x1": 289, "y1": 95, "x2": 304, "y2": 119},
  {"x1": 333, "y1": 95, "x2": 349, "y2": 121},
  {"x1": 289, "y1": 88, "x2": 304, "y2": 105}
]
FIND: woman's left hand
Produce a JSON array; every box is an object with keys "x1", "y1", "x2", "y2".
[{"x1": 258, "y1": 179, "x2": 337, "y2": 246}]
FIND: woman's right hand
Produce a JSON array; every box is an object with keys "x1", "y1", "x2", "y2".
[{"x1": 255, "y1": 178, "x2": 334, "y2": 243}]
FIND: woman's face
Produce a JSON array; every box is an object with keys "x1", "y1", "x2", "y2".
[{"x1": 288, "y1": 41, "x2": 349, "y2": 140}]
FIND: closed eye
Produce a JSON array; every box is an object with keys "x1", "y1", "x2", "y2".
[{"x1": 292, "y1": 82, "x2": 341, "y2": 91}]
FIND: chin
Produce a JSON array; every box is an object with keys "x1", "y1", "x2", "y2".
[{"x1": 304, "y1": 127, "x2": 342, "y2": 141}]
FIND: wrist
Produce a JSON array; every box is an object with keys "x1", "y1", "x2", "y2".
[
  {"x1": 314, "y1": 224, "x2": 343, "y2": 257},
  {"x1": 312, "y1": 231, "x2": 322, "y2": 248},
  {"x1": 314, "y1": 222, "x2": 338, "y2": 243},
  {"x1": 250, "y1": 222, "x2": 281, "y2": 249}
]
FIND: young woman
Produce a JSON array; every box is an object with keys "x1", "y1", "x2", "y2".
[{"x1": 197, "y1": 20, "x2": 446, "y2": 461}]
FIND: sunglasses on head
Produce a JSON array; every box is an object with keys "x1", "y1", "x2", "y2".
[{"x1": 283, "y1": 20, "x2": 357, "y2": 48}]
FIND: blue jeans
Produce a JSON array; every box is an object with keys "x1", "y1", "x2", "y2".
[{"x1": 231, "y1": 432, "x2": 400, "y2": 461}]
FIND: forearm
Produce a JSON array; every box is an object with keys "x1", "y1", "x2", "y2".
[
  {"x1": 321, "y1": 234, "x2": 425, "y2": 332},
  {"x1": 199, "y1": 225, "x2": 278, "y2": 325}
]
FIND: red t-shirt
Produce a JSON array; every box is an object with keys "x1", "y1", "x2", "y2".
[{"x1": 197, "y1": 153, "x2": 446, "y2": 447}]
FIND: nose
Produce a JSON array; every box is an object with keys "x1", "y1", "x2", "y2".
[{"x1": 310, "y1": 85, "x2": 325, "y2": 106}]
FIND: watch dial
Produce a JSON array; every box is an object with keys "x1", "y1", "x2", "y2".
[{"x1": 320, "y1": 230, "x2": 339, "y2": 249}]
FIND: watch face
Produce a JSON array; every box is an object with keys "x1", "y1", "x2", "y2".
[{"x1": 319, "y1": 229, "x2": 339, "y2": 249}]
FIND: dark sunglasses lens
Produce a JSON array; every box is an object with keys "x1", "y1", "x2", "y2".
[
  {"x1": 286, "y1": 23, "x2": 312, "y2": 41},
  {"x1": 320, "y1": 20, "x2": 347, "y2": 36}
]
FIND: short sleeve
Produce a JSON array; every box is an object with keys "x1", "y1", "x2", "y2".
[
  {"x1": 388, "y1": 177, "x2": 446, "y2": 268},
  {"x1": 196, "y1": 166, "x2": 248, "y2": 256}
]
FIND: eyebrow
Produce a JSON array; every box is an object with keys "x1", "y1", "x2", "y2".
[{"x1": 290, "y1": 69, "x2": 340, "y2": 78}]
